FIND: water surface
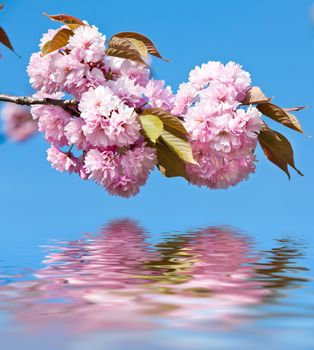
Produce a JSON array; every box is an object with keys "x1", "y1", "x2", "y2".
[{"x1": 0, "y1": 219, "x2": 313, "y2": 350}]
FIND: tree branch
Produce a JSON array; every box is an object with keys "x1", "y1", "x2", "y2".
[{"x1": 0, "y1": 93, "x2": 77, "y2": 109}]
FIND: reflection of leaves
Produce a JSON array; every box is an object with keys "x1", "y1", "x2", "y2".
[
  {"x1": 254, "y1": 238, "x2": 309, "y2": 292},
  {"x1": 141, "y1": 234, "x2": 196, "y2": 285}
]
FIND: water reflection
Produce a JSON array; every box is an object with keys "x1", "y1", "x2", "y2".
[{"x1": 0, "y1": 220, "x2": 311, "y2": 336}]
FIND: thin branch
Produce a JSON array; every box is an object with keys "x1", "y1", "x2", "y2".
[
  {"x1": 0, "y1": 93, "x2": 79, "y2": 116},
  {"x1": 0, "y1": 93, "x2": 77, "y2": 108}
]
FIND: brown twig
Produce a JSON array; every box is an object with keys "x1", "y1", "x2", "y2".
[{"x1": 0, "y1": 93, "x2": 78, "y2": 112}]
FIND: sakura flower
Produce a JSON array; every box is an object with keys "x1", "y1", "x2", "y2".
[
  {"x1": 79, "y1": 86, "x2": 121, "y2": 120},
  {"x1": 105, "y1": 175, "x2": 141, "y2": 198},
  {"x1": 172, "y1": 82, "x2": 197, "y2": 115},
  {"x1": 82, "y1": 103, "x2": 141, "y2": 147},
  {"x1": 68, "y1": 25, "x2": 106, "y2": 63},
  {"x1": 188, "y1": 61, "x2": 222, "y2": 88},
  {"x1": 107, "y1": 76, "x2": 146, "y2": 108},
  {"x1": 104, "y1": 57, "x2": 150, "y2": 86},
  {"x1": 27, "y1": 52, "x2": 61, "y2": 93},
  {"x1": 144, "y1": 79, "x2": 175, "y2": 111},
  {"x1": 1, "y1": 103, "x2": 37, "y2": 142},
  {"x1": 47, "y1": 145, "x2": 83, "y2": 173},
  {"x1": 85, "y1": 142, "x2": 156, "y2": 197},
  {"x1": 64, "y1": 118, "x2": 89, "y2": 150},
  {"x1": 218, "y1": 61, "x2": 251, "y2": 100},
  {"x1": 84, "y1": 147, "x2": 117, "y2": 185},
  {"x1": 50, "y1": 53, "x2": 86, "y2": 96},
  {"x1": 186, "y1": 142, "x2": 257, "y2": 189},
  {"x1": 31, "y1": 93, "x2": 71, "y2": 147}
]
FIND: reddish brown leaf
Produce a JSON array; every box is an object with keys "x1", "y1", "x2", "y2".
[
  {"x1": 43, "y1": 13, "x2": 84, "y2": 30},
  {"x1": 0, "y1": 4, "x2": 4, "y2": 11},
  {"x1": 113, "y1": 32, "x2": 169, "y2": 61},
  {"x1": 283, "y1": 106, "x2": 308, "y2": 112},
  {"x1": 107, "y1": 36, "x2": 147, "y2": 65},
  {"x1": 41, "y1": 28, "x2": 74, "y2": 56},
  {"x1": 257, "y1": 102, "x2": 303, "y2": 133},
  {"x1": 242, "y1": 86, "x2": 271, "y2": 105},
  {"x1": 0, "y1": 27, "x2": 14, "y2": 52},
  {"x1": 258, "y1": 122, "x2": 303, "y2": 179}
]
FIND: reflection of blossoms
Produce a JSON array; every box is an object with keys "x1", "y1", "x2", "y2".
[
  {"x1": 0, "y1": 220, "x2": 276, "y2": 333},
  {"x1": 0, "y1": 103, "x2": 37, "y2": 142}
]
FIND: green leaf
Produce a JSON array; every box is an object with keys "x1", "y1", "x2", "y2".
[
  {"x1": 142, "y1": 108, "x2": 187, "y2": 135},
  {"x1": 242, "y1": 86, "x2": 271, "y2": 105},
  {"x1": 139, "y1": 114, "x2": 163, "y2": 143},
  {"x1": 160, "y1": 129, "x2": 197, "y2": 164},
  {"x1": 113, "y1": 32, "x2": 169, "y2": 61},
  {"x1": 257, "y1": 102, "x2": 303, "y2": 133},
  {"x1": 258, "y1": 122, "x2": 303, "y2": 179},
  {"x1": 41, "y1": 28, "x2": 74, "y2": 56},
  {"x1": 156, "y1": 140, "x2": 188, "y2": 180},
  {"x1": 107, "y1": 36, "x2": 147, "y2": 65},
  {"x1": 43, "y1": 13, "x2": 85, "y2": 30}
]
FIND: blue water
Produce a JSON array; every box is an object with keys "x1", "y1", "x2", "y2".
[{"x1": 0, "y1": 219, "x2": 313, "y2": 350}]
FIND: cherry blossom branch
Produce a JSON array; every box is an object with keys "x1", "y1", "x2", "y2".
[
  {"x1": 0, "y1": 93, "x2": 77, "y2": 109},
  {"x1": 0, "y1": 93, "x2": 80, "y2": 117}
]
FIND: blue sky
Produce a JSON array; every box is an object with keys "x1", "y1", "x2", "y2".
[{"x1": 0, "y1": 0, "x2": 313, "y2": 266}]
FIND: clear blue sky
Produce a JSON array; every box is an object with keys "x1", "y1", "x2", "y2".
[{"x1": 0, "y1": 0, "x2": 313, "y2": 266}]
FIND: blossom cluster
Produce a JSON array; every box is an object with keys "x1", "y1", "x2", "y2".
[
  {"x1": 173, "y1": 62, "x2": 262, "y2": 189},
  {"x1": 28, "y1": 24, "x2": 174, "y2": 197},
  {"x1": 27, "y1": 22, "x2": 262, "y2": 197},
  {"x1": 0, "y1": 103, "x2": 37, "y2": 142}
]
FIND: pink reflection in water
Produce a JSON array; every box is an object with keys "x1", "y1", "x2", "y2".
[{"x1": 0, "y1": 220, "x2": 270, "y2": 333}]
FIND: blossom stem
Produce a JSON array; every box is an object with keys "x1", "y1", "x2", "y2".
[{"x1": 66, "y1": 144, "x2": 75, "y2": 156}]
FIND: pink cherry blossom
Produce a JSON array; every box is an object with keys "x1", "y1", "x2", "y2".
[
  {"x1": 82, "y1": 102, "x2": 141, "y2": 148},
  {"x1": 64, "y1": 118, "x2": 89, "y2": 150},
  {"x1": 186, "y1": 141, "x2": 257, "y2": 189},
  {"x1": 79, "y1": 86, "x2": 121, "y2": 120},
  {"x1": 68, "y1": 25, "x2": 106, "y2": 63},
  {"x1": 144, "y1": 79, "x2": 175, "y2": 111},
  {"x1": 1, "y1": 103, "x2": 37, "y2": 142},
  {"x1": 104, "y1": 56, "x2": 150, "y2": 86},
  {"x1": 107, "y1": 76, "x2": 146, "y2": 108},
  {"x1": 27, "y1": 52, "x2": 61, "y2": 93},
  {"x1": 25, "y1": 19, "x2": 267, "y2": 197},
  {"x1": 47, "y1": 145, "x2": 83, "y2": 173},
  {"x1": 85, "y1": 142, "x2": 156, "y2": 197}
]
